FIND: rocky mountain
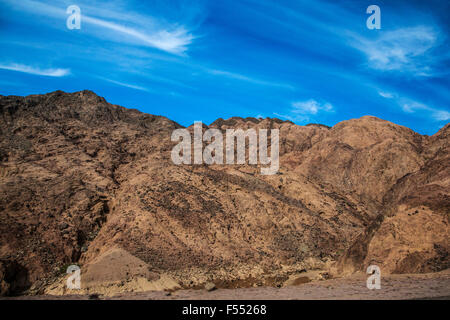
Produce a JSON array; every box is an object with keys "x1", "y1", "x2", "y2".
[{"x1": 0, "y1": 90, "x2": 448, "y2": 296}]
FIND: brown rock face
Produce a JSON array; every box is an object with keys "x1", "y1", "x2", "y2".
[{"x1": 0, "y1": 90, "x2": 448, "y2": 295}]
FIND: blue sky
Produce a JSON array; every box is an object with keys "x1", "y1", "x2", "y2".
[{"x1": 0, "y1": 0, "x2": 449, "y2": 135}]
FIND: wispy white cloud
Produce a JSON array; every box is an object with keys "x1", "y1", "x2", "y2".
[
  {"x1": 208, "y1": 69, "x2": 294, "y2": 89},
  {"x1": 401, "y1": 100, "x2": 449, "y2": 121},
  {"x1": 432, "y1": 110, "x2": 450, "y2": 121},
  {"x1": 96, "y1": 76, "x2": 183, "y2": 97},
  {"x1": 379, "y1": 91, "x2": 394, "y2": 98},
  {"x1": 273, "y1": 112, "x2": 297, "y2": 122},
  {"x1": 402, "y1": 100, "x2": 428, "y2": 113},
  {"x1": 0, "y1": 63, "x2": 70, "y2": 77},
  {"x1": 351, "y1": 26, "x2": 441, "y2": 76},
  {"x1": 99, "y1": 77, "x2": 150, "y2": 92},
  {"x1": 274, "y1": 99, "x2": 334, "y2": 122},
  {"x1": 380, "y1": 90, "x2": 449, "y2": 121},
  {"x1": 4, "y1": 0, "x2": 195, "y2": 55},
  {"x1": 82, "y1": 15, "x2": 194, "y2": 55},
  {"x1": 292, "y1": 100, "x2": 333, "y2": 114}
]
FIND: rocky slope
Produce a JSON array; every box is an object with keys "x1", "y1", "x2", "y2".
[{"x1": 0, "y1": 90, "x2": 448, "y2": 296}]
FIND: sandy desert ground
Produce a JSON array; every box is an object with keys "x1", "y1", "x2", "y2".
[{"x1": 4, "y1": 269, "x2": 449, "y2": 300}]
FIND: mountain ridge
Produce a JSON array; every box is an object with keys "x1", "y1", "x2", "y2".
[
  {"x1": 0, "y1": 90, "x2": 448, "y2": 296},
  {"x1": 4, "y1": 90, "x2": 447, "y2": 135}
]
